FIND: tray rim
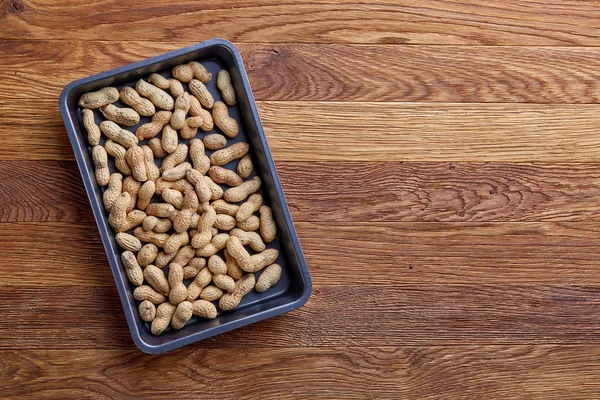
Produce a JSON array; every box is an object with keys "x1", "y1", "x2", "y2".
[{"x1": 58, "y1": 38, "x2": 312, "y2": 354}]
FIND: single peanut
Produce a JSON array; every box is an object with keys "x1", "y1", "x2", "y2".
[
  {"x1": 188, "y1": 96, "x2": 214, "y2": 131},
  {"x1": 186, "y1": 169, "x2": 211, "y2": 203},
  {"x1": 103, "y1": 173, "x2": 123, "y2": 211},
  {"x1": 136, "y1": 110, "x2": 172, "y2": 140},
  {"x1": 148, "y1": 73, "x2": 184, "y2": 97},
  {"x1": 134, "y1": 285, "x2": 166, "y2": 305},
  {"x1": 190, "y1": 212, "x2": 201, "y2": 229},
  {"x1": 121, "y1": 251, "x2": 144, "y2": 286},
  {"x1": 237, "y1": 155, "x2": 253, "y2": 179},
  {"x1": 171, "y1": 301, "x2": 193, "y2": 329},
  {"x1": 201, "y1": 135, "x2": 225, "y2": 151},
  {"x1": 144, "y1": 265, "x2": 170, "y2": 295},
  {"x1": 104, "y1": 140, "x2": 132, "y2": 176},
  {"x1": 174, "y1": 191, "x2": 199, "y2": 233},
  {"x1": 142, "y1": 215, "x2": 172, "y2": 233},
  {"x1": 146, "y1": 202, "x2": 177, "y2": 219},
  {"x1": 133, "y1": 226, "x2": 169, "y2": 247},
  {"x1": 168, "y1": 263, "x2": 188, "y2": 305},
  {"x1": 205, "y1": 176, "x2": 224, "y2": 200},
  {"x1": 125, "y1": 146, "x2": 147, "y2": 182},
  {"x1": 236, "y1": 194, "x2": 262, "y2": 222},
  {"x1": 173, "y1": 62, "x2": 212, "y2": 83},
  {"x1": 189, "y1": 139, "x2": 210, "y2": 175},
  {"x1": 108, "y1": 192, "x2": 131, "y2": 231},
  {"x1": 100, "y1": 104, "x2": 140, "y2": 126},
  {"x1": 217, "y1": 70, "x2": 236, "y2": 106},
  {"x1": 160, "y1": 125, "x2": 177, "y2": 155},
  {"x1": 164, "y1": 231, "x2": 190, "y2": 254},
  {"x1": 191, "y1": 205, "x2": 216, "y2": 248},
  {"x1": 92, "y1": 145, "x2": 110, "y2": 186},
  {"x1": 141, "y1": 146, "x2": 160, "y2": 182},
  {"x1": 160, "y1": 144, "x2": 188, "y2": 173},
  {"x1": 251, "y1": 248, "x2": 280, "y2": 272},
  {"x1": 171, "y1": 92, "x2": 190, "y2": 130},
  {"x1": 192, "y1": 299, "x2": 217, "y2": 319},
  {"x1": 116, "y1": 232, "x2": 142, "y2": 252},
  {"x1": 122, "y1": 176, "x2": 141, "y2": 212},
  {"x1": 156, "y1": 177, "x2": 194, "y2": 195},
  {"x1": 187, "y1": 267, "x2": 213, "y2": 301},
  {"x1": 138, "y1": 300, "x2": 156, "y2": 322},
  {"x1": 212, "y1": 200, "x2": 239, "y2": 217},
  {"x1": 189, "y1": 79, "x2": 214, "y2": 109},
  {"x1": 196, "y1": 233, "x2": 229, "y2": 257},
  {"x1": 184, "y1": 257, "x2": 206, "y2": 279},
  {"x1": 148, "y1": 137, "x2": 167, "y2": 158},
  {"x1": 214, "y1": 214, "x2": 237, "y2": 231},
  {"x1": 256, "y1": 263, "x2": 282, "y2": 293},
  {"x1": 224, "y1": 177, "x2": 261, "y2": 203},
  {"x1": 162, "y1": 162, "x2": 192, "y2": 181},
  {"x1": 237, "y1": 215, "x2": 260, "y2": 231},
  {"x1": 151, "y1": 302, "x2": 176, "y2": 335},
  {"x1": 162, "y1": 188, "x2": 184, "y2": 209},
  {"x1": 200, "y1": 285, "x2": 224, "y2": 301},
  {"x1": 259, "y1": 205, "x2": 277, "y2": 243},
  {"x1": 155, "y1": 251, "x2": 177, "y2": 268},
  {"x1": 82, "y1": 108, "x2": 101, "y2": 146},
  {"x1": 224, "y1": 249, "x2": 243, "y2": 280},
  {"x1": 210, "y1": 142, "x2": 249, "y2": 166},
  {"x1": 209, "y1": 166, "x2": 242, "y2": 187},
  {"x1": 208, "y1": 254, "x2": 228, "y2": 275},
  {"x1": 100, "y1": 120, "x2": 138, "y2": 148},
  {"x1": 190, "y1": 61, "x2": 212, "y2": 82},
  {"x1": 172, "y1": 245, "x2": 195, "y2": 267},
  {"x1": 78, "y1": 87, "x2": 119, "y2": 109},
  {"x1": 135, "y1": 79, "x2": 174, "y2": 110},
  {"x1": 213, "y1": 274, "x2": 236, "y2": 293},
  {"x1": 219, "y1": 274, "x2": 255, "y2": 311},
  {"x1": 226, "y1": 236, "x2": 253, "y2": 272},
  {"x1": 212, "y1": 101, "x2": 239, "y2": 138},
  {"x1": 231, "y1": 228, "x2": 266, "y2": 252},
  {"x1": 137, "y1": 180, "x2": 155, "y2": 211},
  {"x1": 137, "y1": 243, "x2": 158, "y2": 267},
  {"x1": 180, "y1": 116, "x2": 204, "y2": 140},
  {"x1": 119, "y1": 86, "x2": 155, "y2": 116}
]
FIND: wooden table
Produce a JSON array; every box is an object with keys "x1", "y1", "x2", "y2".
[{"x1": 2, "y1": 1, "x2": 600, "y2": 398}]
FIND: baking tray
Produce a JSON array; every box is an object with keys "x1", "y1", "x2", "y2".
[{"x1": 59, "y1": 38, "x2": 312, "y2": 354}]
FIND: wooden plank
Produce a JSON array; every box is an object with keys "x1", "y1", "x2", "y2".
[
  {"x1": 3, "y1": 102, "x2": 600, "y2": 161},
  {"x1": 3, "y1": 221, "x2": 600, "y2": 286},
  {"x1": 5, "y1": 161, "x2": 600, "y2": 223},
  {"x1": 5, "y1": 41, "x2": 600, "y2": 103},
  {"x1": 1, "y1": 1, "x2": 599, "y2": 45},
  {"x1": 2, "y1": 285, "x2": 600, "y2": 349},
  {"x1": 1, "y1": 346, "x2": 600, "y2": 399}
]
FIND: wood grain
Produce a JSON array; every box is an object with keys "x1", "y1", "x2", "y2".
[
  {"x1": 1, "y1": 1, "x2": 600, "y2": 45},
  {"x1": 4, "y1": 102, "x2": 600, "y2": 161},
  {"x1": 4, "y1": 221, "x2": 600, "y2": 286},
  {"x1": 5, "y1": 161, "x2": 600, "y2": 223},
  {"x1": 5, "y1": 40, "x2": 600, "y2": 104},
  {"x1": 2, "y1": 284, "x2": 600, "y2": 349},
  {"x1": 1, "y1": 346, "x2": 600, "y2": 399}
]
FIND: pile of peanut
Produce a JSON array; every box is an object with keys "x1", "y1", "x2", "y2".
[{"x1": 80, "y1": 62, "x2": 282, "y2": 335}]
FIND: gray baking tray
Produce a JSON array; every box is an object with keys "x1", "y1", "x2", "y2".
[{"x1": 59, "y1": 38, "x2": 312, "y2": 354}]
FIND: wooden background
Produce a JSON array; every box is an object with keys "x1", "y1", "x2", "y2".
[{"x1": 2, "y1": 0, "x2": 600, "y2": 398}]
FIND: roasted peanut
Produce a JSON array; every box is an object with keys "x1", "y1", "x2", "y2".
[
  {"x1": 171, "y1": 301, "x2": 193, "y2": 329},
  {"x1": 122, "y1": 176, "x2": 141, "y2": 212},
  {"x1": 213, "y1": 274, "x2": 236, "y2": 292},
  {"x1": 180, "y1": 116, "x2": 204, "y2": 140},
  {"x1": 164, "y1": 231, "x2": 190, "y2": 254},
  {"x1": 136, "y1": 79, "x2": 174, "y2": 110},
  {"x1": 79, "y1": 87, "x2": 119, "y2": 109},
  {"x1": 134, "y1": 285, "x2": 166, "y2": 305},
  {"x1": 237, "y1": 215, "x2": 260, "y2": 231},
  {"x1": 148, "y1": 137, "x2": 167, "y2": 158},
  {"x1": 146, "y1": 203, "x2": 177, "y2": 219},
  {"x1": 172, "y1": 245, "x2": 195, "y2": 267},
  {"x1": 83, "y1": 108, "x2": 101, "y2": 146},
  {"x1": 171, "y1": 92, "x2": 190, "y2": 130},
  {"x1": 160, "y1": 144, "x2": 188, "y2": 173},
  {"x1": 155, "y1": 177, "x2": 194, "y2": 195},
  {"x1": 189, "y1": 79, "x2": 214, "y2": 109},
  {"x1": 219, "y1": 274, "x2": 255, "y2": 311},
  {"x1": 236, "y1": 194, "x2": 262, "y2": 222},
  {"x1": 189, "y1": 139, "x2": 210, "y2": 175},
  {"x1": 100, "y1": 104, "x2": 140, "y2": 126},
  {"x1": 202, "y1": 134, "x2": 226, "y2": 151},
  {"x1": 137, "y1": 180, "x2": 155, "y2": 211},
  {"x1": 133, "y1": 227, "x2": 169, "y2": 247},
  {"x1": 137, "y1": 243, "x2": 158, "y2": 267},
  {"x1": 168, "y1": 263, "x2": 188, "y2": 305},
  {"x1": 188, "y1": 96, "x2": 214, "y2": 131},
  {"x1": 155, "y1": 251, "x2": 177, "y2": 268},
  {"x1": 162, "y1": 162, "x2": 192, "y2": 181},
  {"x1": 231, "y1": 228, "x2": 266, "y2": 252},
  {"x1": 226, "y1": 236, "x2": 253, "y2": 272},
  {"x1": 191, "y1": 205, "x2": 216, "y2": 248},
  {"x1": 237, "y1": 155, "x2": 253, "y2": 179},
  {"x1": 212, "y1": 200, "x2": 239, "y2": 217},
  {"x1": 142, "y1": 215, "x2": 172, "y2": 233},
  {"x1": 104, "y1": 140, "x2": 132, "y2": 176},
  {"x1": 148, "y1": 73, "x2": 184, "y2": 97},
  {"x1": 109, "y1": 193, "x2": 146, "y2": 232},
  {"x1": 210, "y1": 142, "x2": 249, "y2": 166},
  {"x1": 92, "y1": 145, "x2": 110, "y2": 186},
  {"x1": 141, "y1": 146, "x2": 160, "y2": 182},
  {"x1": 186, "y1": 169, "x2": 211, "y2": 203},
  {"x1": 205, "y1": 176, "x2": 224, "y2": 200},
  {"x1": 100, "y1": 120, "x2": 138, "y2": 148},
  {"x1": 224, "y1": 177, "x2": 261, "y2": 203},
  {"x1": 125, "y1": 146, "x2": 147, "y2": 182},
  {"x1": 151, "y1": 302, "x2": 176, "y2": 335},
  {"x1": 173, "y1": 62, "x2": 212, "y2": 83},
  {"x1": 121, "y1": 251, "x2": 144, "y2": 286},
  {"x1": 116, "y1": 232, "x2": 142, "y2": 252},
  {"x1": 256, "y1": 263, "x2": 282, "y2": 293},
  {"x1": 209, "y1": 166, "x2": 242, "y2": 187},
  {"x1": 214, "y1": 214, "x2": 237, "y2": 231},
  {"x1": 144, "y1": 265, "x2": 170, "y2": 295},
  {"x1": 259, "y1": 205, "x2": 277, "y2": 243},
  {"x1": 187, "y1": 267, "x2": 212, "y2": 301},
  {"x1": 103, "y1": 172, "x2": 123, "y2": 211},
  {"x1": 119, "y1": 86, "x2": 155, "y2": 116},
  {"x1": 224, "y1": 249, "x2": 243, "y2": 280},
  {"x1": 200, "y1": 285, "x2": 223, "y2": 301},
  {"x1": 212, "y1": 101, "x2": 239, "y2": 138},
  {"x1": 190, "y1": 61, "x2": 212, "y2": 82},
  {"x1": 184, "y1": 257, "x2": 206, "y2": 279},
  {"x1": 162, "y1": 188, "x2": 184, "y2": 209},
  {"x1": 217, "y1": 70, "x2": 236, "y2": 106},
  {"x1": 251, "y1": 248, "x2": 280, "y2": 272},
  {"x1": 192, "y1": 299, "x2": 217, "y2": 319},
  {"x1": 174, "y1": 191, "x2": 199, "y2": 233},
  {"x1": 196, "y1": 233, "x2": 229, "y2": 257},
  {"x1": 208, "y1": 254, "x2": 227, "y2": 275},
  {"x1": 139, "y1": 300, "x2": 157, "y2": 322},
  {"x1": 136, "y1": 110, "x2": 172, "y2": 140}
]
